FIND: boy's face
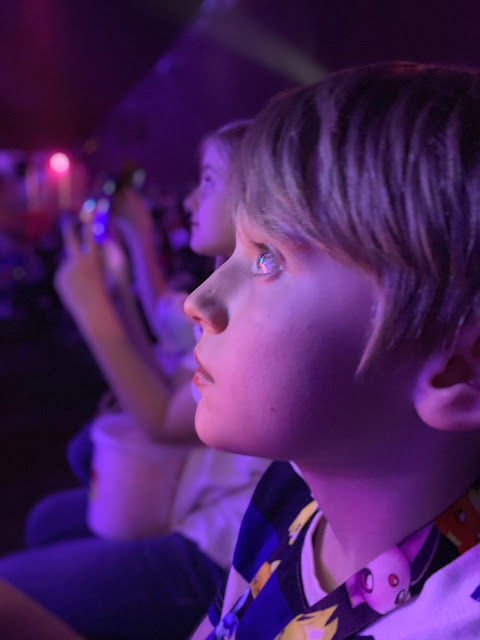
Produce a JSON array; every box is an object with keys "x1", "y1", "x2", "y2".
[
  {"x1": 185, "y1": 210, "x2": 391, "y2": 466},
  {"x1": 185, "y1": 141, "x2": 236, "y2": 258}
]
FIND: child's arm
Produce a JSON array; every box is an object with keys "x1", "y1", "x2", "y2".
[
  {"x1": 111, "y1": 188, "x2": 167, "y2": 337},
  {"x1": 55, "y1": 221, "x2": 200, "y2": 445},
  {"x1": 0, "y1": 581, "x2": 83, "y2": 640},
  {"x1": 162, "y1": 375, "x2": 199, "y2": 441}
]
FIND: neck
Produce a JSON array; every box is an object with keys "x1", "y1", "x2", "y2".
[{"x1": 298, "y1": 432, "x2": 480, "y2": 589}]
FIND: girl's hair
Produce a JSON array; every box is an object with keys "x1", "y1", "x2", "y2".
[
  {"x1": 200, "y1": 119, "x2": 252, "y2": 164},
  {"x1": 237, "y1": 61, "x2": 480, "y2": 368},
  {"x1": 198, "y1": 119, "x2": 252, "y2": 240}
]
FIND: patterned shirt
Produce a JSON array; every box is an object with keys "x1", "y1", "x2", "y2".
[{"x1": 196, "y1": 461, "x2": 480, "y2": 640}]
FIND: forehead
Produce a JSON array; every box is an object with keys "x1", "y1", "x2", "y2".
[
  {"x1": 234, "y1": 205, "x2": 279, "y2": 243},
  {"x1": 234, "y1": 206, "x2": 257, "y2": 242},
  {"x1": 201, "y1": 140, "x2": 228, "y2": 173},
  {"x1": 234, "y1": 203, "x2": 327, "y2": 257}
]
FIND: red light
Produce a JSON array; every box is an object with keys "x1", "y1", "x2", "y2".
[{"x1": 49, "y1": 152, "x2": 70, "y2": 174}]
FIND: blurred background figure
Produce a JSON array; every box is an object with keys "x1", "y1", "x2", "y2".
[{"x1": 0, "y1": 121, "x2": 270, "y2": 640}]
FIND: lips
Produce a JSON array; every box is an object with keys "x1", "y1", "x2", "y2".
[{"x1": 193, "y1": 350, "x2": 215, "y2": 386}]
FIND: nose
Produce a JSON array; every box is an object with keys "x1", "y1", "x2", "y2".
[
  {"x1": 184, "y1": 268, "x2": 229, "y2": 334},
  {"x1": 183, "y1": 187, "x2": 198, "y2": 215}
]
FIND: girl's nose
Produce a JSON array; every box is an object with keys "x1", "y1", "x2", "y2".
[{"x1": 183, "y1": 187, "x2": 198, "y2": 215}]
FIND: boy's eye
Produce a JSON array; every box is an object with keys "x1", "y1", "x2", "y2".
[{"x1": 254, "y1": 249, "x2": 280, "y2": 276}]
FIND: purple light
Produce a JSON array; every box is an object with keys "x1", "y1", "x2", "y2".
[{"x1": 79, "y1": 198, "x2": 96, "y2": 222}]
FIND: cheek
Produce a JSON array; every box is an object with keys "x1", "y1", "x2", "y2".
[
  {"x1": 193, "y1": 323, "x2": 289, "y2": 454},
  {"x1": 194, "y1": 207, "x2": 212, "y2": 237},
  {"x1": 198, "y1": 192, "x2": 223, "y2": 226},
  {"x1": 196, "y1": 203, "x2": 229, "y2": 249},
  {"x1": 193, "y1": 284, "x2": 374, "y2": 458},
  {"x1": 195, "y1": 322, "x2": 322, "y2": 456}
]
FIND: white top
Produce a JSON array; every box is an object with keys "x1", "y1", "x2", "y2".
[
  {"x1": 152, "y1": 291, "x2": 196, "y2": 376},
  {"x1": 172, "y1": 448, "x2": 270, "y2": 569}
]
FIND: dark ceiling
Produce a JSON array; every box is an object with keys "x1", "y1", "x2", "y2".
[
  {"x1": 0, "y1": 0, "x2": 203, "y2": 149},
  {"x1": 90, "y1": 0, "x2": 480, "y2": 186},
  {"x1": 3, "y1": 0, "x2": 480, "y2": 157}
]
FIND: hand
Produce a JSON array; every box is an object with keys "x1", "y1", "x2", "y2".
[
  {"x1": 101, "y1": 236, "x2": 131, "y2": 291},
  {"x1": 96, "y1": 389, "x2": 122, "y2": 415},
  {"x1": 54, "y1": 219, "x2": 111, "y2": 324},
  {"x1": 111, "y1": 188, "x2": 154, "y2": 242}
]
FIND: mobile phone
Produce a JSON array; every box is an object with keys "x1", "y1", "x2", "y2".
[
  {"x1": 91, "y1": 196, "x2": 111, "y2": 244},
  {"x1": 80, "y1": 179, "x2": 116, "y2": 244}
]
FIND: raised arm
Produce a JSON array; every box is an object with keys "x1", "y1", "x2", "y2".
[
  {"x1": 54, "y1": 219, "x2": 200, "y2": 444},
  {"x1": 110, "y1": 188, "x2": 167, "y2": 337}
]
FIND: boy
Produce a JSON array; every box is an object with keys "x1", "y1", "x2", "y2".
[
  {"x1": 0, "y1": 61, "x2": 478, "y2": 640},
  {"x1": 185, "y1": 61, "x2": 480, "y2": 638}
]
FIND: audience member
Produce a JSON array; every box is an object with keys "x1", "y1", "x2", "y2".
[{"x1": 0, "y1": 120, "x2": 269, "y2": 640}]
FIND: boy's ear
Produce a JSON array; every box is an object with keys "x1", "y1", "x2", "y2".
[{"x1": 413, "y1": 326, "x2": 480, "y2": 432}]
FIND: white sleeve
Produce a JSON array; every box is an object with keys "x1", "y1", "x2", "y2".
[{"x1": 153, "y1": 292, "x2": 196, "y2": 355}]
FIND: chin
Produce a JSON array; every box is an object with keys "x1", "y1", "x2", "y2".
[
  {"x1": 194, "y1": 405, "x2": 216, "y2": 445},
  {"x1": 195, "y1": 418, "x2": 226, "y2": 448},
  {"x1": 190, "y1": 237, "x2": 215, "y2": 257},
  {"x1": 195, "y1": 413, "x2": 241, "y2": 453}
]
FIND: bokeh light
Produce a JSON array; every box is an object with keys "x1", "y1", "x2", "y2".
[{"x1": 49, "y1": 152, "x2": 70, "y2": 174}]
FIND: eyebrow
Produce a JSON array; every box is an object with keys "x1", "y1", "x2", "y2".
[
  {"x1": 237, "y1": 211, "x2": 316, "y2": 254},
  {"x1": 200, "y1": 163, "x2": 220, "y2": 175}
]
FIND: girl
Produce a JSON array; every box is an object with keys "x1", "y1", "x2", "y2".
[{"x1": 0, "y1": 120, "x2": 269, "y2": 640}]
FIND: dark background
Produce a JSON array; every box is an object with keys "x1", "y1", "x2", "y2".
[{"x1": 2, "y1": 0, "x2": 480, "y2": 182}]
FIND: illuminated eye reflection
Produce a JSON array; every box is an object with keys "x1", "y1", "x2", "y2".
[{"x1": 256, "y1": 251, "x2": 277, "y2": 274}]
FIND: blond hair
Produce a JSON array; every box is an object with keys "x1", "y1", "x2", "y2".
[
  {"x1": 237, "y1": 62, "x2": 480, "y2": 367},
  {"x1": 200, "y1": 119, "x2": 251, "y2": 165}
]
